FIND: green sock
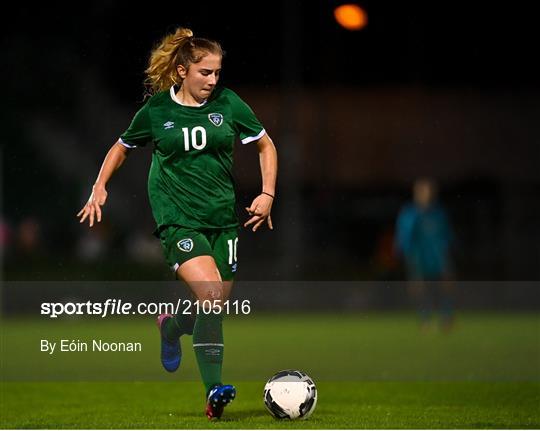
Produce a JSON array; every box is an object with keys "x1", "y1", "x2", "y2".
[
  {"x1": 163, "y1": 313, "x2": 195, "y2": 341},
  {"x1": 193, "y1": 312, "x2": 224, "y2": 393}
]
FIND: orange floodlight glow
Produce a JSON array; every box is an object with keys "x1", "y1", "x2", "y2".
[{"x1": 334, "y1": 4, "x2": 368, "y2": 31}]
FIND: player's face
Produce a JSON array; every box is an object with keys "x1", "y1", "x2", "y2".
[
  {"x1": 178, "y1": 53, "x2": 222, "y2": 102},
  {"x1": 414, "y1": 181, "x2": 435, "y2": 208}
]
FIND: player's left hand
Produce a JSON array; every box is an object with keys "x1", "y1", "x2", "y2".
[{"x1": 244, "y1": 193, "x2": 274, "y2": 231}]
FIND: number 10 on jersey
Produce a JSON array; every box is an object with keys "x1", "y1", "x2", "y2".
[
  {"x1": 182, "y1": 126, "x2": 207, "y2": 151},
  {"x1": 227, "y1": 237, "x2": 238, "y2": 265}
]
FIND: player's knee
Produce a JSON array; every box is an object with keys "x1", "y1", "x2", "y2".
[{"x1": 195, "y1": 283, "x2": 223, "y2": 310}]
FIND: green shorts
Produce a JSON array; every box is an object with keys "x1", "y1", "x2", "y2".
[{"x1": 159, "y1": 226, "x2": 239, "y2": 281}]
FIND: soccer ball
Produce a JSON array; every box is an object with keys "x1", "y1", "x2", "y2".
[{"x1": 263, "y1": 370, "x2": 317, "y2": 419}]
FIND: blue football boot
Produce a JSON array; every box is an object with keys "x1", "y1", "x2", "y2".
[
  {"x1": 156, "y1": 314, "x2": 181, "y2": 372},
  {"x1": 205, "y1": 384, "x2": 236, "y2": 419}
]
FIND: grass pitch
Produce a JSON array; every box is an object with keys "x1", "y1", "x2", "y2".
[
  {"x1": 1, "y1": 381, "x2": 539, "y2": 429},
  {"x1": 1, "y1": 312, "x2": 539, "y2": 428}
]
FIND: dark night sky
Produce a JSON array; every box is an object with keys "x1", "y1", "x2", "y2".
[{"x1": 6, "y1": 1, "x2": 539, "y2": 105}]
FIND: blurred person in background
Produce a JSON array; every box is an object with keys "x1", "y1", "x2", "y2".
[
  {"x1": 394, "y1": 178, "x2": 456, "y2": 332},
  {"x1": 77, "y1": 27, "x2": 277, "y2": 419},
  {"x1": 16, "y1": 217, "x2": 42, "y2": 257}
]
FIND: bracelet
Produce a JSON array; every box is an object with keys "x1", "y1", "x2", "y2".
[{"x1": 261, "y1": 191, "x2": 275, "y2": 199}]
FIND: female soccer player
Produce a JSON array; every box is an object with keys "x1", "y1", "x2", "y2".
[{"x1": 77, "y1": 27, "x2": 278, "y2": 419}]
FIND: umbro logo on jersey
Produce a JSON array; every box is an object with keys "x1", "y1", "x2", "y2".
[
  {"x1": 163, "y1": 121, "x2": 175, "y2": 130},
  {"x1": 208, "y1": 113, "x2": 223, "y2": 127},
  {"x1": 177, "y1": 238, "x2": 193, "y2": 252}
]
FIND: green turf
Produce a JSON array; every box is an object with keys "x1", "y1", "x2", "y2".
[
  {"x1": 1, "y1": 381, "x2": 538, "y2": 429},
  {"x1": 1, "y1": 312, "x2": 539, "y2": 428}
]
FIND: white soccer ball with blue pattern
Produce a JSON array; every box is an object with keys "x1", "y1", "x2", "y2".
[{"x1": 263, "y1": 370, "x2": 317, "y2": 419}]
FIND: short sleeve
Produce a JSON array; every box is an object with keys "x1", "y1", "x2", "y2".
[
  {"x1": 119, "y1": 102, "x2": 153, "y2": 148},
  {"x1": 229, "y1": 91, "x2": 265, "y2": 144}
]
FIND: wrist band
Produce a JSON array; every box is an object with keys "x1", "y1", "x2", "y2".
[{"x1": 261, "y1": 191, "x2": 275, "y2": 199}]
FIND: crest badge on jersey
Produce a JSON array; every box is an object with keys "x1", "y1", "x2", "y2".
[
  {"x1": 177, "y1": 238, "x2": 193, "y2": 252},
  {"x1": 208, "y1": 113, "x2": 224, "y2": 127}
]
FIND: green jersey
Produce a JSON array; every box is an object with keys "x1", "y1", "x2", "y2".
[{"x1": 119, "y1": 86, "x2": 265, "y2": 233}]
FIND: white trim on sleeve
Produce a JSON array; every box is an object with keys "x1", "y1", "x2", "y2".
[
  {"x1": 241, "y1": 128, "x2": 266, "y2": 144},
  {"x1": 118, "y1": 138, "x2": 137, "y2": 149}
]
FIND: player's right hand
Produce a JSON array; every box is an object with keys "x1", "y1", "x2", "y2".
[{"x1": 77, "y1": 185, "x2": 108, "y2": 227}]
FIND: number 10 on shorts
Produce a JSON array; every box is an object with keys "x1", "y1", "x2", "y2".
[{"x1": 227, "y1": 238, "x2": 238, "y2": 265}]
